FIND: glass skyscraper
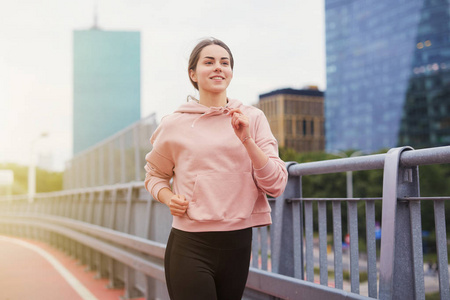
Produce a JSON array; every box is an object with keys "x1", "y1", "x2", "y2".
[
  {"x1": 399, "y1": 0, "x2": 450, "y2": 148},
  {"x1": 73, "y1": 30, "x2": 141, "y2": 155},
  {"x1": 325, "y1": 0, "x2": 450, "y2": 152}
]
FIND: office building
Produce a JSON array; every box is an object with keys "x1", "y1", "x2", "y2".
[
  {"x1": 325, "y1": 0, "x2": 450, "y2": 152},
  {"x1": 257, "y1": 87, "x2": 325, "y2": 153},
  {"x1": 398, "y1": 0, "x2": 450, "y2": 148},
  {"x1": 73, "y1": 29, "x2": 141, "y2": 155}
]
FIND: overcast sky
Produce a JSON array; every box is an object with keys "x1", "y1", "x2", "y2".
[{"x1": 0, "y1": 0, "x2": 326, "y2": 171}]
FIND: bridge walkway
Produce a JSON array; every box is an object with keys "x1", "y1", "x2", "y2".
[{"x1": 0, "y1": 235, "x2": 143, "y2": 300}]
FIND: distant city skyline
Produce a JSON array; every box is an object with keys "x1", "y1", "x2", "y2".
[{"x1": 0, "y1": 0, "x2": 326, "y2": 171}]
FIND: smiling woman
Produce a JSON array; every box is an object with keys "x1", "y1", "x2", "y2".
[
  {"x1": 188, "y1": 44, "x2": 233, "y2": 103},
  {"x1": 187, "y1": 38, "x2": 234, "y2": 92},
  {"x1": 144, "y1": 37, "x2": 288, "y2": 300}
]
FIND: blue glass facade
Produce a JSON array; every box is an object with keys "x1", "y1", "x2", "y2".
[
  {"x1": 399, "y1": 0, "x2": 450, "y2": 147},
  {"x1": 73, "y1": 30, "x2": 141, "y2": 155},
  {"x1": 325, "y1": 0, "x2": 450, "y2": 152}
]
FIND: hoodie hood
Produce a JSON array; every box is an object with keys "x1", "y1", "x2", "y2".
[{"x1": 174, "y1": 98, "x2": 244, "y2": 128}]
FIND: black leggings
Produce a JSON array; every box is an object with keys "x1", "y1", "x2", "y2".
[{"x1": 164, "y1": 227, "x2": 252, "y2": 300}]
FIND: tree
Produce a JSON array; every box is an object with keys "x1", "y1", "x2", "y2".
[{"x1": 0, "y1": 163, "x2": 63, "y2": 195}]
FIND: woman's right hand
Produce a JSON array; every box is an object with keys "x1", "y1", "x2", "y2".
[{"x1": 168, "y1": 194, "x2": 189, "y2": 217}]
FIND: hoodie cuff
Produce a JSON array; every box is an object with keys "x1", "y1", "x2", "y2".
[
  {"x1": 151, "y1": 182, "x2": 171, "y2": 202},
  {"x1": 253, "y1": 158, "x2": 277, "y2": 180}
]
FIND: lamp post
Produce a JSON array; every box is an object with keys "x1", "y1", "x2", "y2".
[
  {"x1": 331, "y1": 150, "x2": 364, "y2": 198},
  {"x1": 28, "y1": 132, "x2": 48, "y2": 203}
]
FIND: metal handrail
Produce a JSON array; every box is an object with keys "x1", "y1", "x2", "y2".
[
  {"x1": 1, "y1": 213, "x2": 166, "y2": 259},
  {"x1": 288, "y1": 145, "x2": 450, "y2": 176}
]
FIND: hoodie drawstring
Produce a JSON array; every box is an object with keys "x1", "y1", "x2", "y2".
[{"x1": 191, "y1": 106, "x2": 231, "y2": 128}]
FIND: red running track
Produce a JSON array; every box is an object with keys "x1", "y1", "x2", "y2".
[{"x1": 0, "y1": 235, "x2": 145, "y2": 300}]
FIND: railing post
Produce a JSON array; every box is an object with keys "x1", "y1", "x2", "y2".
[
  {"x1": 107, "y1": 188, "x2": 121, "y2": 288},
  {"x1": 120, "y1": 134, "x2": 126, "y2": 183},
  {"x1": 86, "y1": 191, "x2": 95, "y2": 271},
  {"x1": 292, "y1": 175, "x2": 304, "y2": 280},
  {"x1": 83, "y1": 154, "x2": 88, "y2": 188},
  {"x1": 332, "y1": 200, "x2": 344, "y2": 289},
  {"x1": 123, "y1": 186, "x2": 141, "y2": 299},
  {"x1": 95, "y1": 190, "x2": 108, "y2": 279},
  {"x1": 99, "y1": 145, "x2": 105, "y2": 186},
  {"x1": 347, "y1": 199, "x2": 360, "y2": 293},
  {"x1": 272, "y1": 162, "x2": 300, "y2": 277},
  {"x1": 433, "y1": 199, "x2": 450, "y2": 298},
  {"x1": 133, "y1": 124, "x2": 141, "y2": 181},
  {"x1": 379, "y1": 146, "x2": 423, "y2": 299},
  {"x1": 90, "y1": 151, "x2": 96, "y2": 187},
  {"x1": 144, "y1": 192, "x2": 157, "y2": 299},
  {"x1": 365, "y1": 200, "x2": 377, "y2": 298},
  {"x1": 75, "y1": 157, "x2": 81, "y2": 189},
  {"x1": 108, "y1": 141, "x2": 115, "y2": 185}
]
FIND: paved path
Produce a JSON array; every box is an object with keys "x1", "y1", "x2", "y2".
[{"x1": 0, "y1": 235, "x2": 139, "y2": 300}]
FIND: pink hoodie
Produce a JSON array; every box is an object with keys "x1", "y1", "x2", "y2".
[{"x1": 144, "y1": 99, "x2": 287, "y2": 232}]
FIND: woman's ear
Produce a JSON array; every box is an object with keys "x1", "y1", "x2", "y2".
[{"x1": 189, "y1": 69, "x2": 197, "y2": 83}]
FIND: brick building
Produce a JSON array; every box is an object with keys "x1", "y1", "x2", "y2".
[{"x1": 257, "y1": 87, "x2": 325, "y2": 153}]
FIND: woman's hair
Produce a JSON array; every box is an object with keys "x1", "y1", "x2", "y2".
[{"x1": 188, "y1": 37, "x2": 234, "y2": 90}]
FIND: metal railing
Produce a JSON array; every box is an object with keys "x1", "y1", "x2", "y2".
[
  {"x1": 63, "y1": 113, "x2": 158, "y2": 190},
  {"x1": 1, "y1": 145, "x2": 450, "y2": 299},
  {"x1": 268, "y1": 146, "x2": 450, "y2": 300}
]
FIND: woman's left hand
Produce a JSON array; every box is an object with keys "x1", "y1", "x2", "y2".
[{"x1": 228, "y1": 108, "x2": 250, "y2": 142}]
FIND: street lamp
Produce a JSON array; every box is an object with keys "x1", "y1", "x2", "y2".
[
  {"x1": 28, "y1": 132, "x2": 48, "y2": 203},
  {"x1": 331, "y1": 150, "x2": 364, "y2": 198}
]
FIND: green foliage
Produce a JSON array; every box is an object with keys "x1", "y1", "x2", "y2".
[
  {"x1": 343, "y1": 269, "x2": 368, "y2": 283},
  {"x1": 313, "y1": 267, "x2": 368, "y2": 283},
  {"x1": 425, "y1": 292, "x2": 441, "y2": 300},
  {"x1": 420, "y1": 164, "x2": 450, "y2": 196},
  {"x1": 419, "y1": 164, "x2": 450, "y2": 232},
  {"x1": 0, "y1": 163, "x2": 63, "y2": 195}
]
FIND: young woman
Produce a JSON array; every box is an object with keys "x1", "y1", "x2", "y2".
[{"x1": 144, "y1": 38, "x2": 288, "y2": 300}]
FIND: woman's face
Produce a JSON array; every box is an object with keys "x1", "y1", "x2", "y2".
[{"x1": 190, "y1": 44, "x2": 233, "y2": 94}]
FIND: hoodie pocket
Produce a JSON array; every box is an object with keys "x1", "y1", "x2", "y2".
[{"x1": 187, "y1": 172, "x2": 259, "y2": 221}]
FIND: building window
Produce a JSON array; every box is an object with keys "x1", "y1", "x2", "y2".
[
  {"x1": 311, "y1": 120, "x2": 314, "y2": 135},
  {"x1": 303, "y1": 119, "x2": 307, "y2": 136},
  {"x1": 285, "y1": 119, "x2": 293, "y2": 134},
  {"x1": 296, "y1": 120, "x2": 302, "y2": 135}
]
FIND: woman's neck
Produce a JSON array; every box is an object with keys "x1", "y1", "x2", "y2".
[{"x1": 198, "y1": 90, "x2": 228, "y2": 107}]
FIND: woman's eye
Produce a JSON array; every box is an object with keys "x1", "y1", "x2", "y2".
[
  {"x1": 222, "y1": 62, "x2": 229, "y2": 66},
  {"x1": 205, "y1": 61, "x2": 213, "y2": 65}
]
